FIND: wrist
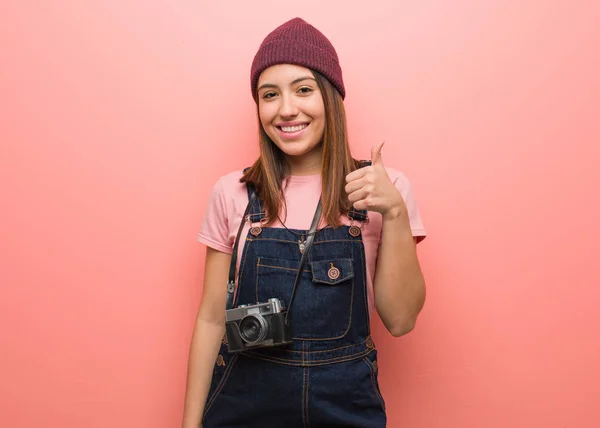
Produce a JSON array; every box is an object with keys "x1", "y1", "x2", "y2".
[
  {"x1": 381, "y1": 212, "x2": 412, "y2": 236},
  {"x1": 382, "y1": 204, "x2": 408, "y2": 222}
]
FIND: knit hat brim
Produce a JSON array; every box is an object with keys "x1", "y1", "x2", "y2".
[{"x1": 250, "y1": 18, "x2": 345, "y2": 100}]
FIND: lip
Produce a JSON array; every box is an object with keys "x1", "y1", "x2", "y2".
[
  {"x1": 277, "y1": 121, "x2": 308, "y2": 127},
  {"x1": 275, "y1": 122, "x2": 310, "y2": 139}
]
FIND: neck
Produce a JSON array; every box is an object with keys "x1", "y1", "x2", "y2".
[
  {"x1": 287, "y1": 161, "x2": 321, "y2": 176},
  {"x1": 285, "y1": 146, "x2": 322, "y2": 176}
]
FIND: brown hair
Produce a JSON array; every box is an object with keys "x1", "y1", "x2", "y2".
[{"x1": 240, "y1": 70, "x2": 360, "y2": 227}]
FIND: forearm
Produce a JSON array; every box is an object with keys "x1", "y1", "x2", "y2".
[
  {"x1": 373, "y1": 215, "x2": 426, "y2": 336},
  {"x1": 182, "y1": 316, "x2": 225, "y2": 428}
]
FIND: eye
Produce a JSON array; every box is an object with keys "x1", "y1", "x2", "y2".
[
  {"x1": 262, "y1": 91, "x2": 277, "y2": 99},
  {"x1": 297, "y1": 86, "x2": 313, "y2": 95}
]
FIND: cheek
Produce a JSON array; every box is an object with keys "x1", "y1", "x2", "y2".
[
  {"x1": 258, "y1": 104, "x2": 275, "y2": 127},
  {"x1": 258, "y1": 108, "x2": 280, "y2": 142},
  {"x1": 309, "y1": 100, "x2": 326, "y2": 126},
  {"x1": 258, "y1": 110, "x2": 269, "y2": 128},
  {"x1": 312, "y1": 108, "x2": 326, "y2": 135}
]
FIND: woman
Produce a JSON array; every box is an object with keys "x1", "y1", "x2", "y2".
[{"x1": 183, "y1": 17, "x2": 427, "y2": 428}]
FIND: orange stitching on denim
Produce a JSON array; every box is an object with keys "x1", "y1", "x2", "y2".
[
  {"x1": 255, "y1": 257, "x2": 260, "y2": 303},
  {"x1": 359, "y1": 242, "x2": 371, "y2": 336},
  {"x1": 202, "y1": 353, "x2": 239, "y2": 419},
  {"x1": 312, "y1": 265, "x2": 353, "y2": 285},
  {"x1": 302, "y1": 342, "x2": 309, "y2": 428},
  {"x1": 251, "y1": 238, "x2": 297, "y2": 244},
  {"x1": 305, "y1": 364, "x2": 310, "y2": 427},
  {"x1": 302, "y1": 365, "x2": 308, "y2": 426},
  {"x1": 362, "y1": 356, "x2": 386, "y2": 411},
  {"x1": 306, "y1": 340, "x2": 311, "y2": 427},
  {"x1": 292, "y1": 275, "x2": 354, "y2": 341},
  {"x1": 304, "y1": 337, "x2": 368, "y2": 353},
  {"x1": 256, "y1": 255, "x2": 355, "y2": 341},
  {"x1": 254, "y1": 237, "x2": 362, "y2": 245},
  {"x1": 243, "y1": 349, "x2": 371, "y2": 367},
  {"x1": 244, "y1": 338, "x2": 370, "y2": 356},
  {"x1": 258, "y1": 263, "x2": 311, "y2": 273}
]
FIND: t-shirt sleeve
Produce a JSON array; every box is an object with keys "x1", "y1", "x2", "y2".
[
  {"x1": 389, "y1": 168, "x2": 427, "y2": 243},
  {"x1": 197, "y1": 177, "x2": 234, "y2": 254}
]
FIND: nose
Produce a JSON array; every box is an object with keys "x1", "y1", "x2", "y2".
[{"x1": 278, "y1": 93, "x2": 298, "y2": 118}]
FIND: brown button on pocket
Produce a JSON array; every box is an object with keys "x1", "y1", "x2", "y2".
[
  {"x1": 311, "y1": 259, "x2": 354, "y2": 285},
  {"x1": 327, "y1": 263, "x2": 340, "y2": 280},
  {"x1": 349, "y1": 225, "x2": 361, "y2": 237}
]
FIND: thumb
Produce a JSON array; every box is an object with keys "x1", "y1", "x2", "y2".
[{"x1": 371, "y1": 141, "x2": 385, "y2": 166}]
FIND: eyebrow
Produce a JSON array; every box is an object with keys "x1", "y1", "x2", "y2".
[{"x1": 257, "y1": 76, "x2": 316, "y2": 91}]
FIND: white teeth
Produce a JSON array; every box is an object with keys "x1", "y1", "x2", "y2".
[{"x1": 280, "y1": 124, "x2": 307, "y2": 132}]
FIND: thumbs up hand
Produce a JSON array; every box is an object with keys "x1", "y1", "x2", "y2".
[{"x1": 344, "y1": 141, "x2": 408, "y2": 221}]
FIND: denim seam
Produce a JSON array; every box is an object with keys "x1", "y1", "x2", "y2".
[
  {"x1": 202, "y1": 353, "x2": 239, "y2": 420},
  {"x1": 362, "y1": 356, "x2": 386, "y2": 412},
  {"x1": 305, "y1": 364, "x2": 310, "y2": 427},
  {"x1": 242, "y1": 349, "x2": 371, "y2": 366},
  {"x1": 258, "y1": 263, "x2": 311, "y2": 273},
  {"x1": 255, "y1": 257, "x2": 355, "y2": 341},
  {"x1": 312, "y1": 267, "x2": 354, "y2": 285},
  {"x1": 244, "y1": 336, "x2": 372, "y2": 356},
  {"x1": 295, "y1": 249, "x2": 355, "y2": 341},
  {"x1": 302, "y1": 342, "x2": 310, "y2": 427},
  {"x1": 292, "y1": 275, "x2": 353, "y2": 341},
  {"x1": 255, "y1": 257, "x2": 260, "y2": 303},
  {"x1": 252, "y1": 238, "x2": 360, "y2": 244},
  {"x1": 359, "y1": 241, "x2": 370, "y2": 335},
  {"x1": 314, "y1": 239, "x2": 360, "y2": 244},
  {"x1": 252, "y1": 238, "x2": 298, "y2": 244}
]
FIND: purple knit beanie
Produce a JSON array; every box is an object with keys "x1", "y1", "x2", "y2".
[{"x1": 250, "y1": 17, "x2": 345, "y2": 101}]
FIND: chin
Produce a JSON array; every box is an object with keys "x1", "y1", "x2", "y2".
[{"x1": 277, "y1": 143, "x2": 320, "y2": 158}]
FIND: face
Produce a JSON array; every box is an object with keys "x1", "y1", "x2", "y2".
[{"x1": 256, "y1": 64, "x2": 326, "y2": 169}]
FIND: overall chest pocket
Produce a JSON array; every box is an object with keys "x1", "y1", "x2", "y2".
[{"x1": 256, "y1": 257, "x2": 355, "y2": 340}]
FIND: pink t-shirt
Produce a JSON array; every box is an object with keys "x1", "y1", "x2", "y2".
[{"x1": 197, "y1": 167, "x2": 426, "y2": 309}]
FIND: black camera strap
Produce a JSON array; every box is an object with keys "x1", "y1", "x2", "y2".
[
  {"x1": 284, "y1": 198, "x2": 322, "y2": 326},
  {"x1": 226, "y1": 190, "x2": 257, "y2": 310}
]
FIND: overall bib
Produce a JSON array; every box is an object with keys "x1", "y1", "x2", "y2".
[{"x1": 202, "y1": 182, "x2": 387, "y2": 427}]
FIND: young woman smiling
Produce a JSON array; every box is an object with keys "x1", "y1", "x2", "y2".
[{"x1": 182, "y1": 17, "x2": 427, "y2": 428}]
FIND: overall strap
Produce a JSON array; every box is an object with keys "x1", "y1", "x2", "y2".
[{"x1": 245, "y1": 183, "x2": 266, "y2": 223}]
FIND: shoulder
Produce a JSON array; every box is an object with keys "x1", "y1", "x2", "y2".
[
  {"x1": 213, "y1": 169, "x2": 246, "y2": 189},
  {"x1": 208, "y1": 169, "x2": 247, "y2": 198},
  {"x1": 206, "y1": 169, "x2": 251, "y2": 215}
]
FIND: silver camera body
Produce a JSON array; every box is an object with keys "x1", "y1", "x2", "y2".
[{"x1": 225, "y1": 298, "x2": 292, "y2": 353}]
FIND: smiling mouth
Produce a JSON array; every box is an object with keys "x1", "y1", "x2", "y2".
[{"x1": 277, "y1": 124, "x2": 309, "y2": 133}]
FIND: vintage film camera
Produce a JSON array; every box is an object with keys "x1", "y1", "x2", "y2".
[{"x1": 225, "y1": 298, "x2": 292, "y2": 353}]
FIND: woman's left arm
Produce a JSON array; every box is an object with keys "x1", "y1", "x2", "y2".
[
  {"x1": 345, "y1": 142, "x2": 426, "y2": 337},
  {"x1": 374, "y1": 213, "x2": 425, "y2": 336}
]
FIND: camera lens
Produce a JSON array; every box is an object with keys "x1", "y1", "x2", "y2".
[{"x1": 239, "y1": 314, "x2": 268, "y2": 344}]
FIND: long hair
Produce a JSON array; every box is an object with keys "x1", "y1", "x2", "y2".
[{"x1": 240, "y1": 70, "x2": 360, "y2": 227}]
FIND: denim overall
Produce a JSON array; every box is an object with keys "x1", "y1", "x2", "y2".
[{"x1": 202, "y1": 177, "x2": 387, "y2": 427}]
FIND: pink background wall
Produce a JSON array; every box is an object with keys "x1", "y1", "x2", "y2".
[{"x1": 2, "y1": 1, "x2": 599, "y2": 427}]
